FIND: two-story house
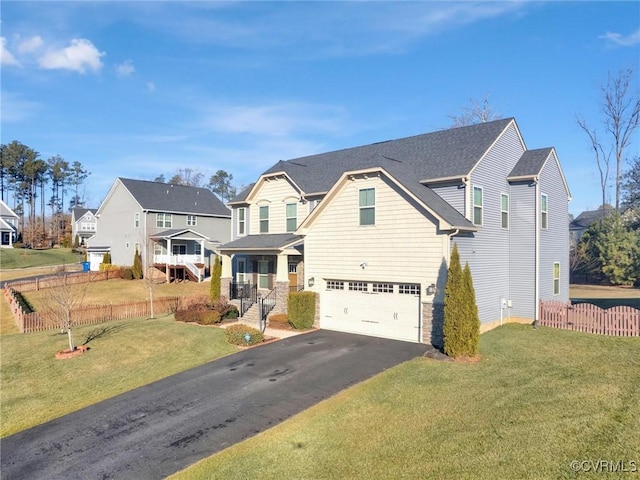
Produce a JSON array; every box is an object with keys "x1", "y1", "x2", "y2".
[
  {"x1": 86, "y1": 178, "x2": 231, "y2": 281},
  {"x1": 71, "y1": 207, "x2": 98, "y2": 246},
  {"x1": 0, "y1": 199, "x2": 19, "y2": 248},
  {"x1": 218, "y1": 118, "x2": 571, "y2": 344}
]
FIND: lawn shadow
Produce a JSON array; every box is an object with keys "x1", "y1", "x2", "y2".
[{"x1": 82, "y1": 324, "x2": 126, "y2": 345}]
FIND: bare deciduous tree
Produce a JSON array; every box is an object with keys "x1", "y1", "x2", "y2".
[
  {"x1": 44, "y1": 274, "x2": 92, "y2": 352},
  {"x1": 448, "y1": 95, "x2": 501, "y2": 127},
  {"x1": 578, "y1": 69, "x2": 640, "y2": 212},
  {"x1": 576, "y1": 116, "x2": 612, "y2": 210}
]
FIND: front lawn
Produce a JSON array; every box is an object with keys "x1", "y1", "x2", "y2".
[
  {"x1": 170, "y1": 325, "x2": 640, "y2": 480},
  {"x1": 0, "y1": 247, "x2": 83, "y2": 274},
  {"x1": 0, "y1": 316, "x2": 238, "y2": 437}
]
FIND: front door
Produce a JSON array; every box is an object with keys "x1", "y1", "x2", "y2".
[
  {"x1": 288, "y1": 262, "x2": 298, "y2": 287},
  {"x1": 258, "y1": 260, "x2": 269, "y2": 289}
]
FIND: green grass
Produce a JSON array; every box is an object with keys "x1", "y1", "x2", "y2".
[
  {"x1": 0, "y1": 316, "x2": 238, "y2": 437},
  {"x1": 170, "y1": 325, "x2": 640, "y2": 480},
  {"x1": 0, "y1": 247, "x2": 83, "y2": 273}
]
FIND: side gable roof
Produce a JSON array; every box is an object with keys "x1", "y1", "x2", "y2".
[
  {"x1": 231, "y1": 118, "x2": 515, "y2": 203},
  {"x1": 107, "y1": 178, "x2": 231, "y2": 217},
  {"x1": 508, "y1": 147, "x2": 571, "y2": 199},
  {"x1": 0, "y1": 199, "x2": 18, "y2": 219}
]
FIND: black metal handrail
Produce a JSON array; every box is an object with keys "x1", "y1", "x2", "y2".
[
  {"x1": 229, "y1": 282, "x2": 257, "y2": 318},
  {"x1": 259, "y1": 287, "x2": 277, "y2": 332}
]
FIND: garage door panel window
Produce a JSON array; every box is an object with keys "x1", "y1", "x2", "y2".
[
  {"x1": 326, "y1": 280, "x2": 344, "y2": 290},
  {"x1": 349, "y1": 281, "x2": 368, "y2": 291},
  {"x1": 372, "y1": 283, "x2": 393, "y2": 293},
  {"x1": 399, "y1": 284, "x2": 420, "y2": 295}
]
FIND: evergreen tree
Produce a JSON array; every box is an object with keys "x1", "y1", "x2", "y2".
[
  {"x1": 462, "y1": 262, "x2": 480, "y2": 356},
  {"x1": 132, "y1": 248, "x2": 143, "y2": 280},
  {"x1": 210, "y1": 255, "x2": 222, "y2": 301},
  {"x1": 443, "y1": 243, "x2": 463, "y2": 357}
]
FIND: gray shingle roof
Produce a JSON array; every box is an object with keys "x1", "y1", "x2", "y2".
[
  {"x1": 72, "y1": 207, "x2": 97, "y2": 219},
  {"x1": 570, "y1": 209, "x2": 612, "y2": 230},
  {"x1": 119, "y1": 178, "x2": 230, "y2": 217},
  {"x1": 233, "y1": 119, "x2": 519, "y2": 228},
  {"x1": 508, "y1": 148, "x2": 553, "y2": 178},
  {"x1": 220, "y1": 233, "x2": 303, "y2": 250}
]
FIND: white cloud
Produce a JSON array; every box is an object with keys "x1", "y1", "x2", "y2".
[
  {"x1": 38, "y1": 38, "x2": 104, "y2": 73},
  {"x1": 1, "y1": 37, "x2": 20, "y2": 66},
  {"x1": 599, "y1": 29, "x2": 640, "y2": 47},
  {"x1": 147, "y1": 81, "x2": 156, "y2": 92},
  {"x1": 115, "y1": 59, "x2": 135, "y2": 77},
  {"x1": 17, "y1": 36, "x2": 43, "y2": 54}
]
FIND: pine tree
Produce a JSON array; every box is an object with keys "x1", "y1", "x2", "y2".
[
  {"x1": 443, "y1": 243, "x2": 463, "y2": 357},
  {"x1": 210, "y1": 255, "x2": 222, "y2": 302}
]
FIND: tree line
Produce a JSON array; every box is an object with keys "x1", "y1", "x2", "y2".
[
  {"x1": 0, "y1": 140, "x2": 90, "y2": 247},
  {"x1": 153, "y1": 168, "x2": 243, "y2": 204}
]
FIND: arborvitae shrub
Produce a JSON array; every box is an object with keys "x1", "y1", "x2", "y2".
[
  {"x1": 210, "y1": 256, "x2": 222, "y2": 302},
  {"x1": 102, "y1": 252, "x2": 111, "y2": 265},
  {"x1": 288, "y1": 291, "x2": 315, "y2": 329},
  {"x1": 132, "y1": 248, "x2": 143, "y2": 279},
  {"x1": 225, "y1": 324, "x2": 263, "y2": 346},
  {"x1": 443, "y1": 243, "x2": 464, "y2": 357}
]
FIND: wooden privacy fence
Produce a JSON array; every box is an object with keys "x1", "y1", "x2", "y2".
[{"x1": 539, "y1": 301, "x2": 640, "y2": 337}]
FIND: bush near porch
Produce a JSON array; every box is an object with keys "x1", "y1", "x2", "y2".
[{"x1": 288, "y1": 291, "x2": 315, "y2": 330}]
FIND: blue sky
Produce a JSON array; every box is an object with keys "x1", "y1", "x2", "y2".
[{"x1": 1, "y1": 1, "x2": 639, "y2": 216}]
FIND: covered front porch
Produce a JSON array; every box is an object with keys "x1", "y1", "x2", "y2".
[
  {"x1": 151, "y1": 229, "x2": 209, "y2": 282},
  {"x1": 217, "y1": 233, "x2": 304, "y2": 322}
]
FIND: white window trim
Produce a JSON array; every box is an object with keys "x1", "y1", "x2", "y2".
[
  {"x1": 237, "y1": 207, "x2": 246, "y2": 236},
  {"x1": 259, "y1": 205, "x2": 269, "y2": 233},
  {"x1": 359, "y1": 188, "x2": 376, "y2": 226},
  {"x1": 187, "y1": 215, "x2": 197, "y2": 227},
  {"x1": 541, "y1": 194, "x2": 548, "y2": 230},
  {"x1": 134, "y1": 212, "x2": 140, "y2": 228},
  {"x1": 501, "y1": 193, "x2": 509, "y2": 230},
  {"x1": 473, "y1": 185, "x2": 483, "y2": 226},
  {"x1": 553, "y1": 261, "x2": 560, "y2": 295},
  {"x1": 286, "y1": 203, "x2": 297, "y2": 232}
]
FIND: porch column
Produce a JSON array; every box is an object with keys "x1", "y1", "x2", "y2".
[
  {"x1": 276, "y1": 253, "x2": 289, "y2": 282},
  {"x1": 166, "y1": 238, "x2": 172, "y2": 282},
  {"x1": 220, "y1": 253, "x2": 233, "y2": 299},
  {"x1": 199, "y1": 239, "x2": 204, "y2": 264}
]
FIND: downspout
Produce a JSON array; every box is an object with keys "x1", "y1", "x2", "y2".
[{"x1": 534, "y1": 178, "x2": 540, "y2": 328}]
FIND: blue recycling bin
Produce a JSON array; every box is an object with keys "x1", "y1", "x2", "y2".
[{"x1": 82, "y1": 261, "x2": 90, "y2": 272}]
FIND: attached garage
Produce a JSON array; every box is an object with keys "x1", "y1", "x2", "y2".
[{"x1": 321, "y1": 280, "x2": 421, "y2": 343}]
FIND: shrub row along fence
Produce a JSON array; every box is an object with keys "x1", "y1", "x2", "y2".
[
  {"x1": 5, "y1": 270, "x2": 121, "y2": 293},
  {"x1": 539, "y1": 301, "x2": 640, "y2": 337},
  {"x1": 4, "y1": 285, "x2": 181, "y2": 333}
]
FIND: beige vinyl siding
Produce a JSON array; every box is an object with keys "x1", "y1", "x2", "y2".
[
  {"x1": 249, "y1": 177, "x2": 303, "y2": 235},
  {"x1": 304, "y1": 174, "x2": 446, "y2": 288}
]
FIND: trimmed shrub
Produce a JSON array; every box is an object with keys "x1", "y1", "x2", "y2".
[
  {"x1": 119, "y1": 267, "x2": 134, "y2": 280},
  {"x1": 199, "y1": 310, "x2": 222, "y2": 325},
  {"x1": 462, "y1": 262, "x2": 480, "y2": 356},
  {"x1": 288, "y1": 291, "x2": 315, "y2": 330},
  {"x1": 268, "y1": 313, "x2": 289, "y2": 326},
  {"x1": 225, "y1": 324, "x2": 263, "y2": 346},
  {"x1": 223, "y1": 306, "x2": 239, "y2": 320}
]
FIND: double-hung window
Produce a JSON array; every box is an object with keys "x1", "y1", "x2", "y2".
[
  {"x1": 134, "y1": 213, "x2": 140, "y2": 228},
  {"x1": 359, "y1": 188, "x2": 375, "y2": 226},
  {"x1": 541, "y1": 194, "x2": 548, "y2": 229},
  {"x1": 473, "y1": 186, "x2": 483, "y2": 226},
  {"x1": 156, "y1": 213, "x2": 172, "y2": 228},
  {"x1": 501, "y1": 193, "x2": 509, "y2": 229},
  {"x1": 259, "y1": 206, "x2": 269, "y2": 233},
  {"x1": 553, "y1": 262, "x2": 560, "y2": 295},
  {"x1": 286, "y1": 203, "x2": 297, "y2": 232},
  {"x1": 237, "y1": 208, "x2": 246, "y2": 236},
  {"x1": 187, "y1": 215, "x2": 197, "y2": 226}
]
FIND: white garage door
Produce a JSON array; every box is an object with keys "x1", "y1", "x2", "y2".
[{"x1": 321, "y1": 280, "x2": 421, "y2": 343}]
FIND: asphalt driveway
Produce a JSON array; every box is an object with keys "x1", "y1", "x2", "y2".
[{"x1": 1, "y1": 330, "x2": 426, "y2": 480}]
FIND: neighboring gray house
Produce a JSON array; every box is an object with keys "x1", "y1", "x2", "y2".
[
  {"x1": 569, "y1": 208, "x2": 612, "y2": 246},
  {"x1": 0, "y1": 199, "x2": 19, "y2": 248},
  {"x1": 218, "y1": 118, "x2": 571, "y2": 344},
  {"x1": 87, "y1": 178, "x2": 231, "y2": 281},
  {"x1": 71, "y1": 207, "x2": 98, "y2": 246}
]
